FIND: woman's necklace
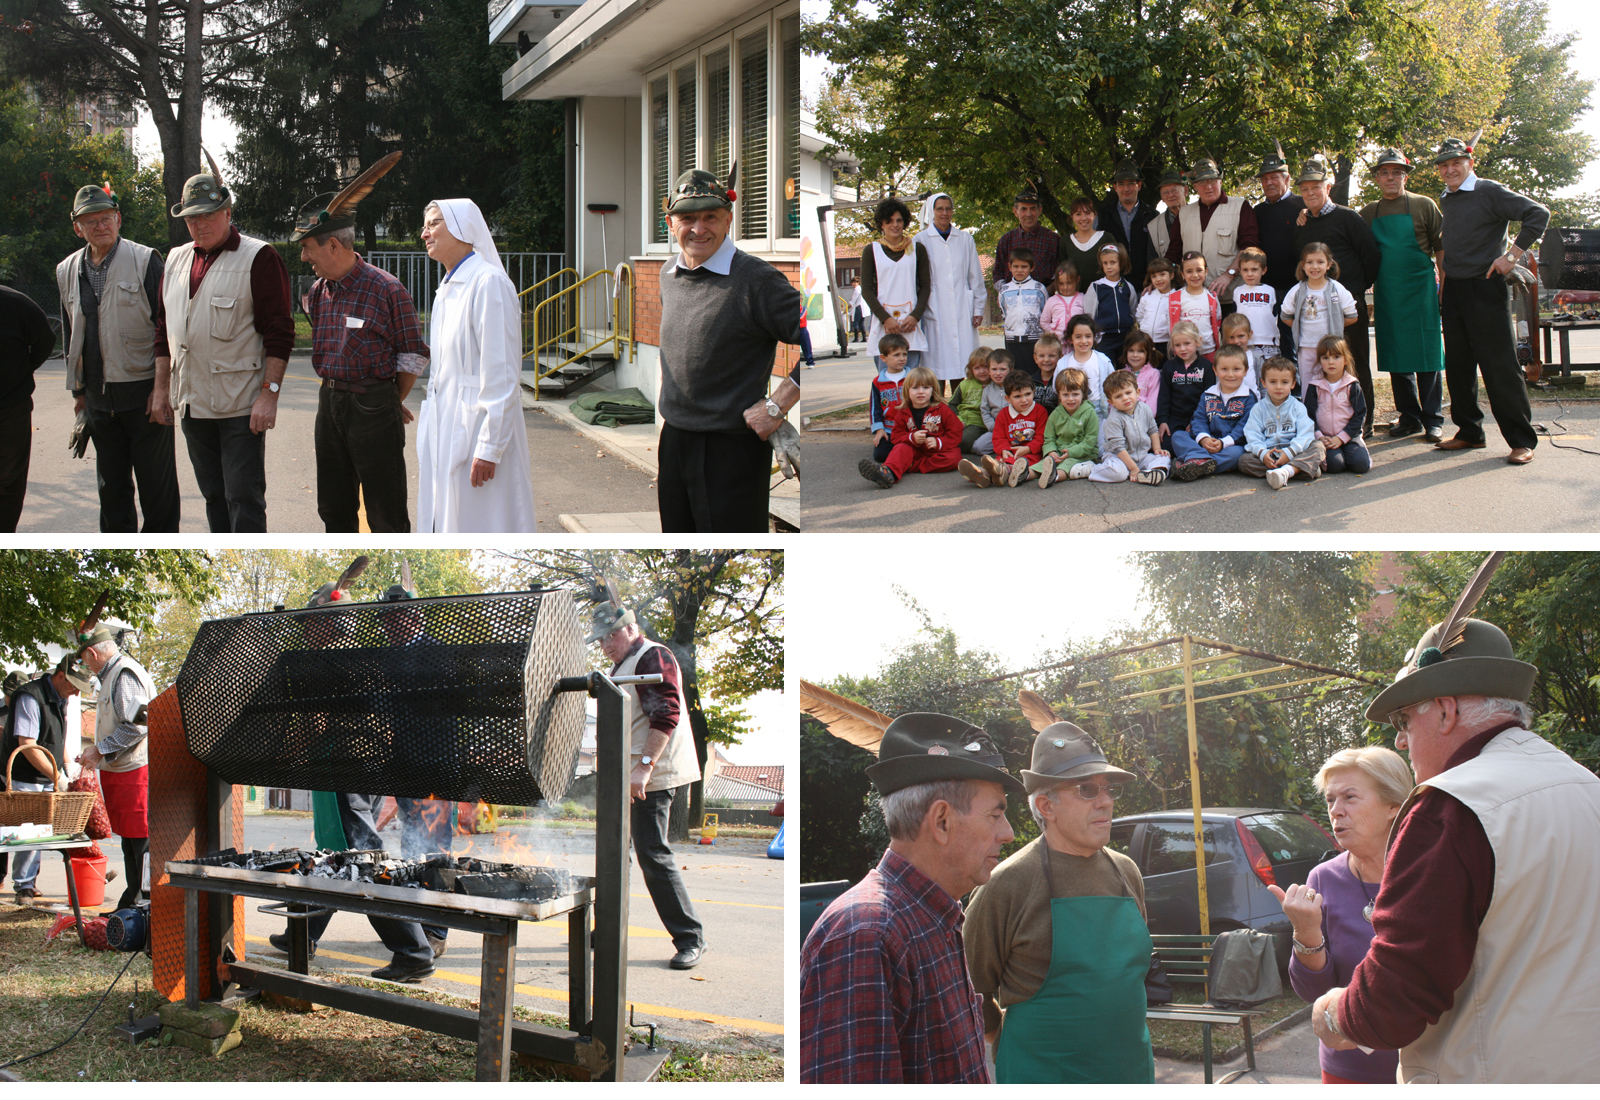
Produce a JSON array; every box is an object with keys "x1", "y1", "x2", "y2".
[{"x1": 1351, "y1": 853, "x2": 1380, "y2": 923}]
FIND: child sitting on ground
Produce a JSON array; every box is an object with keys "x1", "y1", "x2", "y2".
[
  {"x1": 959, "y1": 369, "x2": 1049, "y2": 487},
  {"x1": 1220, "y1": 312, "x2": 1264, "y2": 395},
  {"x1": 1033, "y1": 367, "x2": 1101, "y2": 487},
  {"x1": 1156, "y1": 321, "x2": 1215, "y2": 444},
  {"x1": 868, "y1": 333, "x2": 910, "y2": 463},
  {"x1": 1032, "y1": 332, "x2": 1064, "y2": 411},
  {"x1": 997, "y1": 248, "x2": 1048, "y2": 381},
  {"x1": 1304, "y1": 335, "x2": 1371, "y2": 474},
  {"x1": 952, "y1": 346, "x2": 992, "y2": 453},
  {"x1": 1171, "y1": 345, "x2": 1258, "y2": 481},
  {"x1": 1078, "y1": 369, "x2": 1169, "y2": 484},
  {"x1": 1241, "y1": 356, "x2": 1325, "y2": 489},
  {"x1": 1039, "y1": 266, "x2": 1085, "y2": 341},
  {"x1": 1063, "y1": 314, "x2": 1115, "y2": 419},
  {"x1": 1135, "y1": 258, "x2": 1175, "y2": 361},
  {"x1": 1231, "y1": 247, "x2": 1280, "y2": 365},
  {"x1": 1080, "y1": 243, "x2": 1137, "y2": 364},
  {"x1": 1169, "y1": 250, "x2": 1221, "y2": 356},
  {"x1": 1280, "y1": 241, "x2": 1358, "y2": 397},
  {"x1": 1122, "y1": 331, "x2": 1161, "y2": 417},
  {"x1": 972, "y1": 349, "x2": 1012, "y2": 455},
  {"x1": 859, "y1": 365, "x2": 963, "y2": 488}
]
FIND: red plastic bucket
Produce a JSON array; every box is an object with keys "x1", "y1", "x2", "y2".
[{"x1": 69, "y1": 851, "x2": 108, "y2": 907}]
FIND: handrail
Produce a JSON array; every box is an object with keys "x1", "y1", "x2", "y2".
[{"x1": 521, "y1": 264, "x2": 634, "y2": 399}]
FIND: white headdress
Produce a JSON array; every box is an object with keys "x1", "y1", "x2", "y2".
[
  {"x1": 920, "y1": 192, "x2": 951, "y2": 226},
  {"x1": 429, "y1": 198, "x2": 504, "y2": 277}
]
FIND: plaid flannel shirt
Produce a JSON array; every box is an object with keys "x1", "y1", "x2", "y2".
[
  {"x1": 800, "y1": 848, "x2": 990, "y2": 1083},
  {"x1": 307, "y1": 257, "x2": 429, "y2": 382},
  {"x1": 995, "y1": 226, "x2": 1061, "y2": 287}
]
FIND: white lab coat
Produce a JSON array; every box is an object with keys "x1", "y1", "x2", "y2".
[
  {"x1": 914, "y1": 224, "x2": 986, "y2": 381},
  {"x1": 416, "y1": 251, "x2": 537, "y2": 532}
]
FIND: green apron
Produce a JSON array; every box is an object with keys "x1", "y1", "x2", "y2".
[
  {"x1": 993, "y1": 842, "x2": 1155, "y2": 1083},
  {"x1": 1371, "y1": 200, "x2": 1445, "y2": 374},
  {"x1": 311, "y1": 791, "x2": 348, "y2": 850}
]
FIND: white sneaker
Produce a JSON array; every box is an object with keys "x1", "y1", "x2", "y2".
[
  {"x1": 1068, "y1": 462, "x2": 1093, "y2": 480},
  {"x1": 1007, "y1": 457, "x2": 1029, "y2": 487},
  {"x1": 1266, "y1": 466, "x2": 1292, "y2": 490}
]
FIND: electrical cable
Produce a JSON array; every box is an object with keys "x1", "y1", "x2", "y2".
[
  {"x1": 1531, "y1": 388, "x2": 1600, "y2": 456},
  {"x1": 0, "y1": 946, "x2": 142, "y2": 1070}
]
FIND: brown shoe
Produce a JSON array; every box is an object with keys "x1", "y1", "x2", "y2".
[
  {"x1": 1507, "y1": 447, "x2": 1534, "y2": 465},
  {"x1": 1435, "y1": 435, "x2": 1486, "y2": 451}
]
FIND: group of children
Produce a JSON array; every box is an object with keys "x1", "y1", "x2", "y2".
[{"x1": 858, "y1": 238, "x2": 1372, "y2": 494}]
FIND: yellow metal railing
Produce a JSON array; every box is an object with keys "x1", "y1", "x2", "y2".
[{"x1": 520, "y1": 264, "x2": 634, "y2": 398}]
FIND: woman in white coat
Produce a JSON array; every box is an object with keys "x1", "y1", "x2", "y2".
[
  {"x1": 913, "y1": 192, "x2": 986, "y2": 390},
  {"x1": 417, "y1": 199, "x2": 537, "y2": 532}
]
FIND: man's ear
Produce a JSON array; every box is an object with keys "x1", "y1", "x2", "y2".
[{"x1": 925, "y1": 798, "x2": 953, "y2": 848}]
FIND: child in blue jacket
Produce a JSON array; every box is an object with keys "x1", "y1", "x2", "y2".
[
  {"x1": 1239, "y1": 356, "x2": 1325, "y2": 489},
  {"x1": 1171, "y1": 345, "x2": 1257, "y2": 480}
]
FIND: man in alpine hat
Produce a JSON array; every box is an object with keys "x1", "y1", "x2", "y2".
[
  {"x1": 152, "y1": 151, "x2": 294, "y2": 531},
  {"x1": 996, "y1": 181, "x2": 1061, "y2": 289},
  {"x1": 76, "y1": 624, "x2": 156, "y2": 910},
  {"x1": 1360, "y1": 148, "x2": 1446, "y2": 442},
  {"x1": 1165, "y1": 157, "x2": 1261, "y2": 307},
  {"x1": 1148, "y1": 168, "x2": 1188, "y2": 267},
  {"x1": 292, "y1": 152, "x2": 428, "y2": 533},
  {"x1": 964, "y1": 721, "x2": 1152, "y2": 1083},
  {"x1": 1430, "y1": 130, "x2": 1549, "y2": 465},
  {"x1": 1253, "y1": 144, "x2": 1305, "y2": 356},
  {"x1": 656, "y1": 165, "x2": 801, "y2": 531},
  {"x1": 1311, "y1": 554, "x2": 1600, "y2": 1082},
  {"x1": 587, "y1": 598, "x2": 706, "y2": 968},
  {"x1": 1098, "y1": 160, "x2": 1159, "y2": 288},
  {"x1": 801, "y1": 712, "x2": 1023, "y2": 1083},
  {"x1": 56, "y1": 182, "x2": 179, "y2": 532}
]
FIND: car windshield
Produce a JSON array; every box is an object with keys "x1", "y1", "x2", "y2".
[
  {"x1": 1142, "y1": 822, "x2": 1224, "y2": 876},
  {"x1": 1243, "y1": 813, "x2": 1331, "y2": 864}
]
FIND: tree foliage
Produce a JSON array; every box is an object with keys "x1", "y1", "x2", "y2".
[{"x1": 0, "y1": 550, "x2": 217, "y2": 669}]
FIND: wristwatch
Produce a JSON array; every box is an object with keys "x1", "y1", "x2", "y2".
[
  {"x1": 261, "y1": 381, "x2": 281, "y2": 393},
  {"x1": 764, "y1": 398, "x2": 782, "y2": 419},
  {"x1": 640, "y1": 755, "x2": 654, "y2": 767},
  {"x1": 1322, "y1": 1005, "x2": 1345, "y2": 1040}
]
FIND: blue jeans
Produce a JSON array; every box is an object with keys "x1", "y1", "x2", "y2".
[
  {"x1": 8, "y1": 780, "x2": 47, "y2": 890},
  {"x1": 1172, "y1": 431, "x2": 1245, "y2": 472}
]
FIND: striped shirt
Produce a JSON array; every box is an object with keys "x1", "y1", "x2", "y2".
[
  {"x1": 307, "y1": 256, "x2": 429, "y2": 383},
  {"x1": 800, "y1": 848, "x2": 990, "y2": 1083}
]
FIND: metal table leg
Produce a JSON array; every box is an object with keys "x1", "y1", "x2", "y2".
[
  {"x1": 185, "y1": 887, "x2": 199, "y2": 1008},
  {"x1": 59, "y1": 849, "x2": 87, "y2": 947},
  {"x1": 568, "y1": 903, "x2": 591, "y2": 1035},
  {"x1": 476, "y1": 920, "x2": 517, "y2": 1082}
]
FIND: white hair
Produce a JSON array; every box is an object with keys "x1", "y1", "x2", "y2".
[
  {"x1": 325, "y1": 226, "x2": 356, "y2": 249},
  {"x1": 1415, "y1": 695, "x2": 1534, "y2": 730},
  {"x1": 881, "y1": 780, "x2": 979, "y2": 841},
  {"x1": 1028, "y1": 785, "x2": 1064, "y2": 831},
  {"x1": 87, "y1": 639, "x2": 119, "y2": 662}
]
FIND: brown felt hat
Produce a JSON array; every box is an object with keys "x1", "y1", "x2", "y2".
[
  {"x1": 1021, "y1": 722, "x2": 1136, "y2": 794},
  {"x1": 1365, "y1": 619, "x2": 1537, "y2": 722},
  {"x1": 865, "y1": 712, "x2": 1024, "y2": 796}
]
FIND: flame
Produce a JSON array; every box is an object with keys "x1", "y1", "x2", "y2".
[
  {"x1": 417, "y1": 796, "x2": 451, "y2": 838},
  {"x1": 489, "y1": 829, "x2": 552, "y2": 866},
  {"x1": 456, "y1": 800, "x2": 497, "y2": 834}
]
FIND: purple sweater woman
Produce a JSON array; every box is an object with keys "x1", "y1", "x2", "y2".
[{"x1": 1269, "y1": 747, "x2": 1412, "y2": 1083}]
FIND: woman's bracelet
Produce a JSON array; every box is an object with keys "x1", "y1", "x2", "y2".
[{"x1": 1292, "y1": 933, "x2": 1326, "y2": 956}]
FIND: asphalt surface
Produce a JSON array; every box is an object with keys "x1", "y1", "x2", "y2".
[
  {"x1": 12, "y1": 812, "x2": 782, "y2": 1050},
  {"x1": 1155, "y1": 1011, "x2": 1324, "y2": 1084},
  {"x1": 18, "y1": 354, "x2": 657, "y2": 534}
]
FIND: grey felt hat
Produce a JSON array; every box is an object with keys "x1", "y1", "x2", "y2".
[
  {"x1": 1296, "y1": 156, "x2": 1332, "y2": 184},
  {"x1": 1111, "y1": 159, "x2": 1141, "y2": 183},
  {"x1": 1434, "y1": 129, "x2": 1483, "y2": 165},
  {"x1": 865, "y1": 712, "x2": 1025, "y2": 796},
  {"x1": 1372, "y1": 148, "x2": 1413, "y2": 172},
  {"x1": 1021, "y1": 722, "x2": 1136, "y2": 794},
  {"x1": 1365, "y1": 619, "x2": 1537, "y2": 722},
  {"x1": 586, "y1": 602, "x2": 637, "y2": 643},
  {"x1": 1156, "y1": 168, "x2": 1187, "y2": 189},
  {"x1": 1189, "y1": 158, "x2": 1222, "y2": 183},
  {"x1": 71, "y1": 184, "x2": 118, "y2": 218}
]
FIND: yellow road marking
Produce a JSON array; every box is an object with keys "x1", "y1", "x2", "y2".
[
  {"x1": 632, "y1": 893, "x2": 781, "y2": 911},
  {"x1": 240, "y1": 934, "x2": 781, "y2": 1035}
]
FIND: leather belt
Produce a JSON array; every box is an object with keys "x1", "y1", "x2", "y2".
[{"x1": 320, "y1": 376, "x2": 392, "y2": 394}]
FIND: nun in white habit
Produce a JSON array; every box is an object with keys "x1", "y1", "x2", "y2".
[
  {"x1": 417, "y1": 198, "x2": 537, "y2": 532},
  {"x1": 912, "y1": 192, "x2": 986, "y2": 385}
]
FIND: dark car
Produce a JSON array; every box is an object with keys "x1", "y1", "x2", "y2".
[{"x1": 1110, "y1": 807, "x2": 1335, "y2": 969}]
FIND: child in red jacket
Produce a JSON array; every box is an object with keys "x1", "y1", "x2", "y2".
[
  {"x1": 957, "y1": 369, "x2": 1049, "y2": 487},
  {"x1": 859, "y1": 365, "x2": 964, "y2": 488}
]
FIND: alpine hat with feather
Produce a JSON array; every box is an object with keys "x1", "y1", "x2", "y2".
[
  {"x1": 292, "y1": 152, "x2": 403, "y2": 243},
  {"x1": 171, "y1": 146, "x2": 233, "y2": 218},
  {"x1": 1364, "y1": 552, "x2": 1537, "y2": 722},
  {"x1": 866, "y1": 713, "x2": 1025, "y2": 797},
  {"x1": 1022, "y1": 723, "x2": 1135, "y2": 794},
  {"x1": 665, "y1": 162, "x2": 738, "y2": 215}
]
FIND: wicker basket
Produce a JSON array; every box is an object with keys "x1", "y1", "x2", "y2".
[{"x1": 2, "y1": 746, "x2": 97, "y2": 835}]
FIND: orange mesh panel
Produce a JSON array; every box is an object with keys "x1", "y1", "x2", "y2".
[{"x1": 148, "y1": 686, "x2": 243, "y2": 1001}]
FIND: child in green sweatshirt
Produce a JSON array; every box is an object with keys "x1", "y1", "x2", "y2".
[
  {"x1": 952, "y1": 345, "x2": 992, "y2": 453},
  {"x1": 1033, "y1": 365, "x2": 1101, "y2": 487}
]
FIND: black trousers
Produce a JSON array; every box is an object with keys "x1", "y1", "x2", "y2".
[
  {"x1": 303, "y1": 793, "x2": 432, "y2": 965},
  {"x1": 182, "y1": 412, "x2": 267, "y2": 532},
  {"x1": 86, "y1": 402, "x2": 180, "y2": 532},
  {"x1": 632, "y1": 788, "x2": 704, "y2": 952},
  {"x1": 0, "y1": 397, "x2": 30, "y2": 532},
  {"x1": 658, "y1": 422, "x2": 772, "y2": 533},
  {"x1": 1441, "y1": 275, "x2": 1537, "y2": 450},
  {"x1": 1006, "y1": 337, "x2": 1039, "y2": 383},
  {"x1": 1346, "y1": 307, "x2": 1374, "y2": 433},
  {"x1": 1389, "y1": 371, "x2": 1445, "y2": 430},
  {"x1": 118, "y1": 836, "x2": 149, "y2": 910},
  {"x1": 314, "y1": 381, "x2": 410, "y2": 533}
]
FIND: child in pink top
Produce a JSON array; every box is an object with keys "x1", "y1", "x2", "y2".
[
  {"x1": 1123, "y1": 331, "x2": 1161, "y2": 417},
  {"x1": 1038, "y1": 266, "x2": 1084, "y2": 340}
]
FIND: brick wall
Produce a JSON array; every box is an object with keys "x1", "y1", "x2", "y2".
[{"x1": 631, "y1": 255, "x2": 800, "y2": 380}]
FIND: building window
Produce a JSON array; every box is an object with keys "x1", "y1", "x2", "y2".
[
  {"x1": 738, "y1": 30, "x2": 769, "y2": 241},
  {"x1": 676, "y1": 63, "x2": 697, "y2": 180},
  {"x1": 650, "y1": 75, "x2": 670, "y2": 245},
  {"x1": 706, "y1": 47, "x2": 731, "y2": 186},
  {"x1": 782, "y1": 14, "x2": 801, "y2": 239}
]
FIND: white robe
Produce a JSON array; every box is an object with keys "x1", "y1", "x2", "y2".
[
  {"x1": 914, "y1": 225, "x2": 986, "y2": 381},
  {"x1": 416, "y1": 251, "x2": 537, "y2": 532}
]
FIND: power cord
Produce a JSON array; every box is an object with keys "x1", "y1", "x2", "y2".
[
  {"x1": 1531, "y1": 389, "x2": 1600, "y2": 456},
  {"x1": 0, "y1": 948, "x2": 142, "y2": 1071}
]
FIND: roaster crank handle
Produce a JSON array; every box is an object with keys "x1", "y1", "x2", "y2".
[{"x1": 556, "y1": 672, "x2": 664, "y2": 695}]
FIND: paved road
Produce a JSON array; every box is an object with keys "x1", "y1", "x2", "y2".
[
  {"x1": 1156, "y1": 1014, "x2": 1324, "y2": 1084},
  {"x1": 18, "y1": 355, "x2": 657, "y2": 534}
]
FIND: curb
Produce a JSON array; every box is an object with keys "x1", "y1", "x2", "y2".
[{"x1": 1152, "y1": 1004, "x2": 1313, "y2": 1065}]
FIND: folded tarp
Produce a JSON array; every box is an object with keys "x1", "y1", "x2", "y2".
[{"x1": 570, "y1": 387, "x2": 656, "y2": 427}]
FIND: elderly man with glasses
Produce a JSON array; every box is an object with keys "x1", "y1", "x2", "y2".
[{"x1": 964, "y1": 722, "x2": 1154, "y2": 1083}]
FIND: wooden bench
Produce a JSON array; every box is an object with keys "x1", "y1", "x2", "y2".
[{"x1": 1148, "y1": 934, "x2": 1270, "y2": 1084}]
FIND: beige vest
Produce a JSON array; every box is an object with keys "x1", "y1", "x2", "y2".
[
  {"x1": 1395, "y1": 728, "x2": 1600, "y2": 1083},
  {"x1": 93, "y1": 652, "x2": 155, "y2": 773},
  {"x1": 1148, "y1": 212, "x2": 1174, "y2": 266},
  {"x1": 615, "y1": 638, "x2": 699, "y2": 794},
  {"x1": 56, "y1": 240, "x2": 159, "y2": 391},
  {"x1": 163, "y1": 234, "x2": 269, "y2": 418},
  {"x1": 1178, "y1": 198, "x2": 1244, "y2": 302}
]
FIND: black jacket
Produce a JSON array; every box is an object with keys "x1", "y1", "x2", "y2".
[
  {"x1": 0, "y1": 285, "x2": 56, "y2": 409},
  {"x1": 1098, "y1": 194, "x2": 1160, "y2": 287},
  {"x1": 2, "y1": 677, "x2": 67, "y2": 786},
  {"x1": 1293, "y1": 205, "x2": 1381, "y2": 307}
]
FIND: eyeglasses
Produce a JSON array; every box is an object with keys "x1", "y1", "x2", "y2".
[
  {"x1": 1389, "y1": 702, "x2": 1430, "y2": 733},
  {"x1": 1071, "y1": 782, "x2": 1120, "y2": 801}
]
